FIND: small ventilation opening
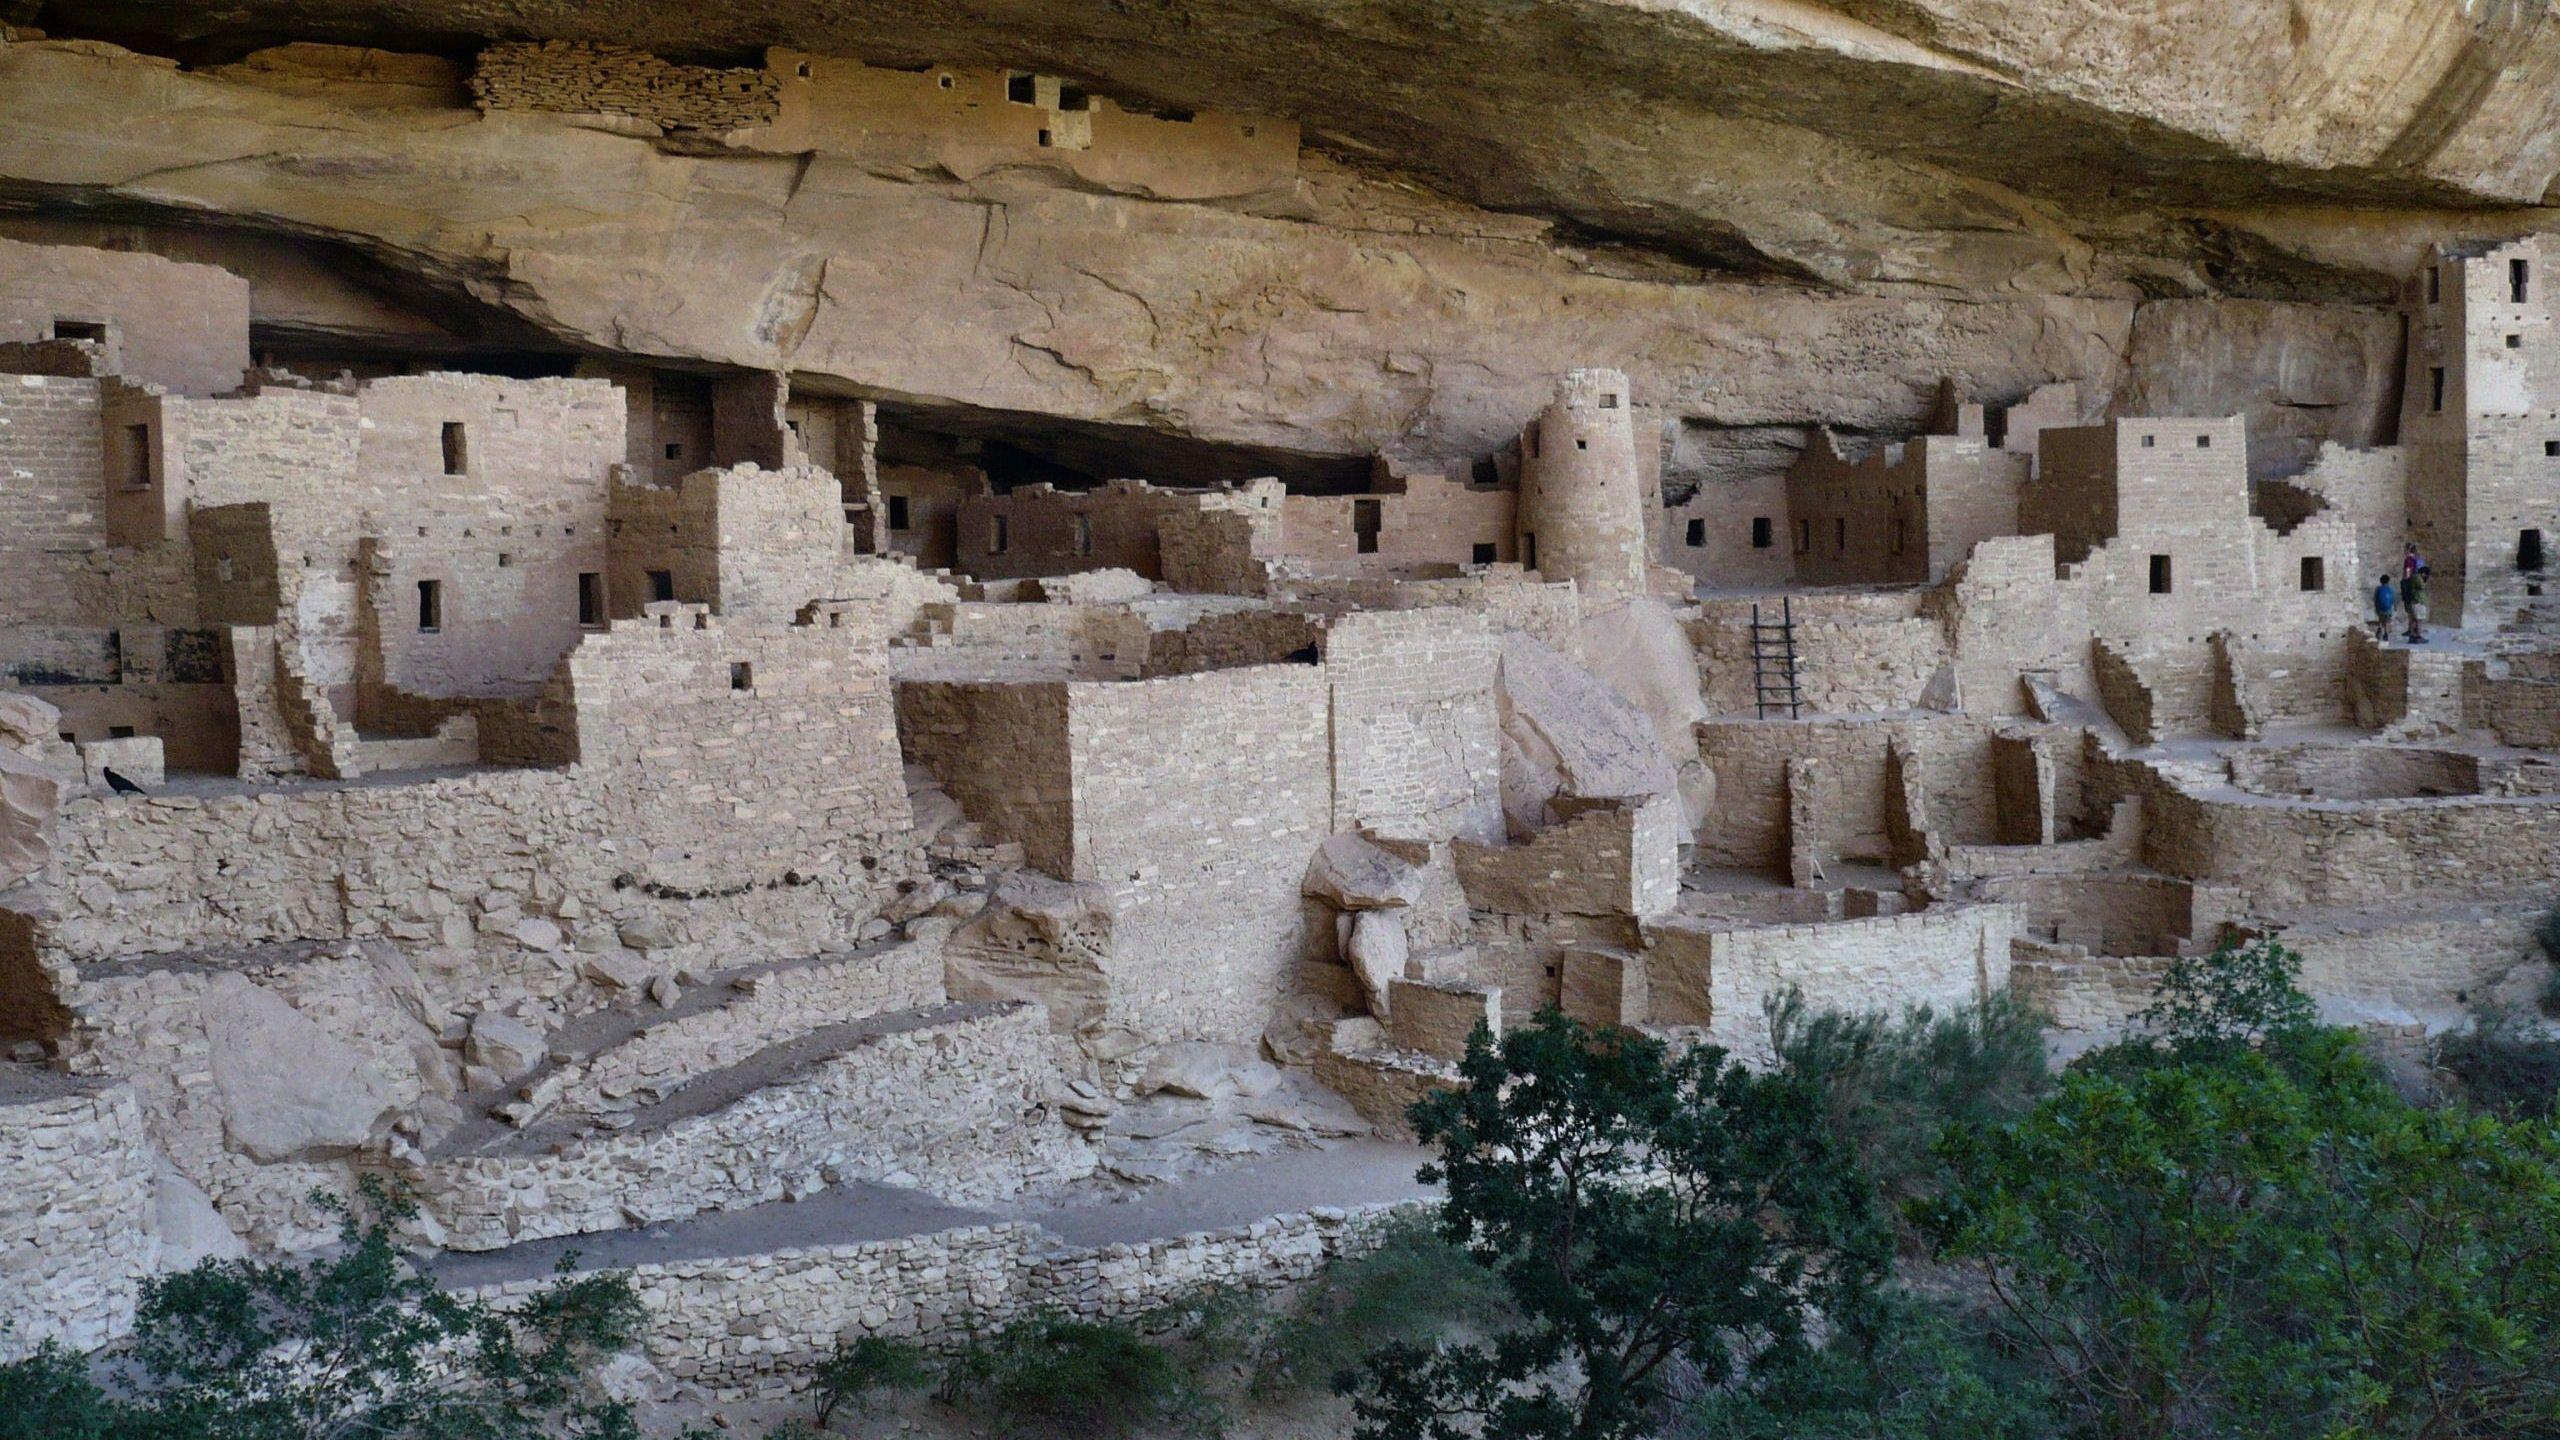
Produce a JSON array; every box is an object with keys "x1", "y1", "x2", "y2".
[
  {"x1": 2524, "y1": 528, "x2": 2546, "y2": 572},
  {"x1": 2149, "y1": 554, "x2": 2173, "y2": 594},
  {"x1": 1471, "y1": 542, "x2": 1496, "y2": 564},
  {"x1": 1073, "y1": 512, "x2": 1095, "y2": 557},
  {"x1": 730, "y1": 662, "x2": 754, "y2": 692},
  {"x1": 2514, "y1": 257, "x2": 2531, "y2": 303},
  {"x1": 441, "y1": 422, "x2": 467, "y2": 476},
  {"x1": 2430, "y1": 367, "x2": 2447, "y2": 412},
  {"x1": 50, "y1": 319, "x2": 106, "y2": 342},
  {"x1": 1352, "y1": 498, "x2": 1382, "y2": 555},
  {"x1": 416, "y1": 579, "x2": 442, "y2": 633},
  {"x1": 990, "y1": 514, "x2": 1011, "y2": 555},
  {"x1": 122, "y1": 424, "x2": 151, "y2": 490}
]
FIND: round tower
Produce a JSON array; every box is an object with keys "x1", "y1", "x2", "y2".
[{"x1": 1516, "y1": 367, "x2": 1647, "y2": 599}]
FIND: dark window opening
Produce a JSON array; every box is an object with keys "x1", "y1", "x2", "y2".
[
  {"x1": 1891, "y1": 517, "x2": 1908, "y2": 555},
  {"x1": 497, "y1": 553, "x2": 512, "y2": 568},
  {"x1": 1598, "y1": 393, "x2": 1619, "y2": 409},
  {"x1": 1037, "y1": 129, "x2": 1053, "y2": 147},
  {"x1": 2524, "y1": 528, "x2": 2546, "y2": 572},
  {"x1": 2148, "y1": 555, "x2": 2173, "y2": 594},
  {"x1": 1575, "y1": 438, "x2": 1588, "y2": 450},
  {"x1": 2514, "y1": 257, "x2": 2531, "y2": 303},
  {"x1": 887, "y1": 494, "x2": 911, "y2": 531},
  {"x1": 664, "y1": 442, "x2": 683, "y2": 461},
  {"x1": 1006, "y1": 72, "x2": 1036, "y2": 104},
  {"x1": 1471, "y1": 542, "x2": 1497, "y2": 564},
  {"x1": 416, "y1": 579, "x2": 442, "y2": 633},
  {"x1": 1751, "y1": 517, "x2": 1773, "y2": 550},
  {"x1": 937, "y1": 74, "x2": 954, "y2": 89},
  {"x1": 122, "y1": 424, "x2": 151, "y2": 490},
  {"x1": 648, "y1": 569, "x2": 675, "y2": 603},
  {"x1": 578, "y1": 572, "x2": 604, "y2": 628},
  {"x1": 1074, "y1": 512, "x2": 1095, "y2": 557},
  {"x1": 2300, "y1": 556, "x2": 2325, "y2": 592},
  {"x1": 1685, "y1": 518, "x2": 1706, "y2": 547},
  {"x1": 2196, "y1": 433, "x2": 2212, "y2": 448},
  {"x1": 1058, "y1": 85, "x2": 1090, "y2": 111},
  {"x1": 440, "y1": 422, "x2": 467, "y2": 476},
  {"x1": 1834, "y1": 517, "x2": 1847, "y2": 551},
  {"x1": 1471, "y1": 457, "x2": 1500, "y2": 486},
  {"x1": 1795, "y1": 518, "x2": 1811, "y2": 554},
  {"x1": 1353, "y1": 499, "x2": 1382, "y2": 555},
  {"x1": 2510, "y1": 334, "x2": 2525, "y2": 349},
  {"x1": 1523, "y1": 532, "x2": 1538, "y2": 570},
  {"x1": 108, "y1": 725, "x2": 136, "y2": 739},
  {"x1": 50, "y1": 319, "x2": 105, "y2": 342},
  {"x1": 2140, "y1": 433, "x2": 2156, "y2": 448},
  {"x1": 990, "y1": 514, "x2": 1010, "y2": 555},
  {"x1": 2428, "y1": 266, "x2": 2442, "y2": 304},
  {"x1": 2547, "y1": 441, "x2": 2559, "y2": 457},
  {"x1": 1526, "y1": 424, "x2": 1540, "y2": 460},
  {"x1": 2430, "y1": 367, "x2": 2447, "y2": 412},
  {"x1": 730, "y1": 662, "x2": 753, "y2": 692}
]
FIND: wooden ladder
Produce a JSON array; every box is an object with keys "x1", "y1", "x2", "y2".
[{"x1": 1751, "y1": 598, "x2": 1804, "y2": 720}]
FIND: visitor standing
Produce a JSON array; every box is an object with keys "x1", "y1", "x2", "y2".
[
  {"x1": 2403, "y1": 564, "x2": 2427, "y2": 643},
  {"x1": 2373, "y1": 573, "x2": 2398, "y2": 640}
]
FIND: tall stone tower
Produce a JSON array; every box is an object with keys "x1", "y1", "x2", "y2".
[
  {"x1": 1516, "y1": 368, "x2": 1648, "y2": 599},
  {"x1": 2402, "y1": 236, "x2": 2560, "y2": 627}
]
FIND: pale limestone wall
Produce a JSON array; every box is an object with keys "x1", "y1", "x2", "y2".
[
  {"x1": 896, "y1": 681, "x2": 1077, "y2": 871},
  {"x1": 465, "y1": 1205, "x2": 1404, "y2": 1401},
  {"x1": 1689, "y1": 589, "x2": 1948, "y2": 717},
  {"x1": 1066, "y1": 666, "x2": 1331, "y2": 1043},
  {"x1": 1279, "y1": 471, "x2": 1515, "y2": 574},
  {"x1": 1642, "y1": 903, "x2": 2017, "y2": 1065},
  {"x1": 413, "y1": 1003, "x2": 1091, "y2": 1251},
  {"x1": 45, "y1": 615, "x2": 916, "y2": 973},
  {"x1": 1517, "y1": 369, "x2": 1647, "y2": 599},
  {"x1": 1659, "y1": 472, "x2": 1792, "y2": 588},
  {"x1": 2251, "y1": 906, "x2": 2551, "y2": 1030},
  {"x1": 470, "y1": 41, "x2": 780, "y2": 131},
  {"x1": 889, "y1": 601, "x2": 1151, "y2": 681},
  {"x1": 610, "y1": 463, "x2": 843, "y2": 623},
  {"x1": 1693, "y1": 714, "x2": 2072, "y2": 870},
  {"x1": 2139, "y1": 769, "x2": 2560, "y2": 910},
  {"x1": 1322, "y1": 608, "x2": 1501, "y2": 842},
  {"x1": 544, "y1": 941, "x2": 947, "y2": 1122},
  {"x1": 0, "y1": 1071, "x2": 155, "y2": 1361},
  {"x1": 0, "y1": 236, "x2": 249, "y2": 397},
  {"x1": 1454, "y1": 795, "x2": 1681, "y2": 918}
]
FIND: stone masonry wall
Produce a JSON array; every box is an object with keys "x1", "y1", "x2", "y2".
[
  {"x1": 1322, "y1": 608, "x2": 1501, "y2": 842},
  {"x1": 0, "y1": 235, "x2": 250, "y2": 397},
  {"x1": 0, "y1": 1071, "x2": 155, "y2": 1361},
  {"x1": 471, "y1": 41, "x2": 781, "y2": 132}
]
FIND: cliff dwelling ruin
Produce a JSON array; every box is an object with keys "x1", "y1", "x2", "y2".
[{"x1": 7, "y1": 9, "x2": 2560, "y2": 1427}]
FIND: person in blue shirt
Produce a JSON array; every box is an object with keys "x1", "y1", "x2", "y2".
[{"x1": 2373, "y1": 574, "x2": 2398, "y2": 641}]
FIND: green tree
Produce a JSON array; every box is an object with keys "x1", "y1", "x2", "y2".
[
  {"x1": 1923, "y1": 947, "x2": 2560, "y2": 1440},
  {"x1": 1675, "y1": 1288, "x2": 2054, "y2": 1440},
  {"x1": 1344, "y1": 1010, "x2": 1888, "y2": 1440},
  {"x1": 2122, "y1": 938, "x2": 2319, "y2": 1063},
  {"x1": 808, "y1": 1334, "x2": 931, "y2": 1430},
  {"x1": 0, "y1": 1177, "x2": 665, "y2": 1440}
]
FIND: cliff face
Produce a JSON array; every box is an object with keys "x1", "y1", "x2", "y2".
[{"x1": 4, "y1": 2, "x2": 2554, "y2": 484}]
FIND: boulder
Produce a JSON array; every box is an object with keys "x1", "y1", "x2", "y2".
[
  {"x1": 511, "y1": 916, "x2": 564, "y2": 952},
  {"x1": 583, "y1": 950, "x2": 654, "y2": 989},
  {"x1": 1136, "y1": 1041, "x2": 1280, "y2": 1101},
  {"x1": 946, "y1": 871, "x2": 1115, "y2": 1039},
  {"x1": 1302, "y1": 832, "x2": 1427, "y2": 911},
  {"x1": 204, "y1": 975, "x2": 400, "y2": 1163},
  {"x1": 0, "y1": 691, "x2": 60, "y2": 753},
  {"x1": 150, "y1": 1160, "x2": 246, "y2": 1269},
  {"x1": 615, "y1": 913, "x2": 674, "y2": 951},
  {"x1": 463, "y1": 1011, "x2": 546, "y2": 1084},
  {"x1": 1261, "y1": 992, "x2": 1351, "y2": 1067},
  {"x1": 1496, "y1": 631, "x2": 1678, "y2": 835},
  {"x1": 1345, "y1": 909, "x2": 1410, "y2": 1018},
  {"x1": 0, "y1": 748, "x2": 63, "y2": 890},
  {"x1": 1572, "y1": 596, "x2": 1712, "y2": 830}
]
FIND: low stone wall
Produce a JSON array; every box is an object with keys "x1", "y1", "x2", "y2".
[
  {"x1": 543, "y1": 940, "x2": 946, "y2": 1121},
  {"x1": 0, "y1": 1071, "x2": 156, "y2": 1360},
  {"x1": 1643, "y1": 902, "x2": 2018, "y2": 1064},
  {"x1": 1454, "y1": 795, "x2": 1681, "y2": 918},
  {"x1": 467, "y1": 1204, "x2": 1413, "y2": 1400},
  {"x1": 413, "y1": 1003, "x2": 1094, "y2": 1250},
  {"x1": 471, "y1": 41, "x2": 780, "y2": 131},
  {"x1": 2141, "y1": 771, "x2": 2560, "y2": 910}
]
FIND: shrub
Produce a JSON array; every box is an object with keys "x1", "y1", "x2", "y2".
[
  {"x1": 0, "y1": 1176, "x2": 669, "y2": 1440},
  {"x1": 939, "y1": 1309, "x2": 1222, "y2": 1439},
  {"x1": 1672, "y1": 1288, "x2": 2053, "y2": 1440},
  {"x1": 1767, "y1": 986, "x2": 2050, "y2": 1218},
  {"x1": 1254, "y1": 1213, "x2": 1510, "y2": 1396},
  {"x1": 810, "y1": 1334, "x2": 931, "y2": 1429},
  {"x1": 2437, "y1": 1005, "x2": 2560, "y2": 1119}
]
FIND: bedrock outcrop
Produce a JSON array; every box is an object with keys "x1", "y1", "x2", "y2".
[{"x1": 0, "y1": 6, "x2": 2551, "y2": 483}]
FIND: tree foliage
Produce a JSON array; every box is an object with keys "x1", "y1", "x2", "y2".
[
  {"x1": 1344, "y1": 1009, "x2": 1888, "y2": 1440},
  {"x1": 0, "y1": 1177, "x2": 660, "y2": 1440}
]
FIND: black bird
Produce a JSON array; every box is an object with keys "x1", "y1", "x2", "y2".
[{"x1": 102, "y1": 767, "x2": 146, "y2": 796}]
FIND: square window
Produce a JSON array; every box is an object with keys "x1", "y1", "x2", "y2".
[
  {"x1": 1471, "y1": 542, "x2": 1497, "y2": 564},
  {"x1": 2148, "y1": 555, "x2": 2172, "y2": 594},
  {"x1": 497, "y1": 553, "x2": 512, "y2": 568},
  {"x1": 730, "y1": 662, "x2": 753, "y2": 692},
  {"x1": 1037, "y1": 129, "x2": 1053, "y2": 147},
  {"x1": 648, "y1": 569, "x2": 675, "y2": 603},
  {"x1": 2140, "y1": 433, "x2": 2156, "y2": 448},
  {"x1": 1599, "y1": 394, "x2": 1620, "y2": 409},
  {"x1": 887, "y1": 494, "x2": 911, "y2": 531},
  {"x1": 1575, "y1": 438, "x2": 1588, "y2": 450},
  {"x1": 2510, "y1": 334, "x2": 2524, "y2": 349},
  {"x1": 2300, "y1": 556, "x2": 2325, "y2": 592},
  {"x1": 1006, "y1": 72, "x2": 1036, "y2": 104},
  {"x1": 2196, "y1": 434, "x2": 2212, "y2": 448},
  {"x1": 2547, "y1": 441, "x2": 2559, "y2": 457},
  {"x1": 664, "y1": 442, "x2": 683, "y2": 460}
]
